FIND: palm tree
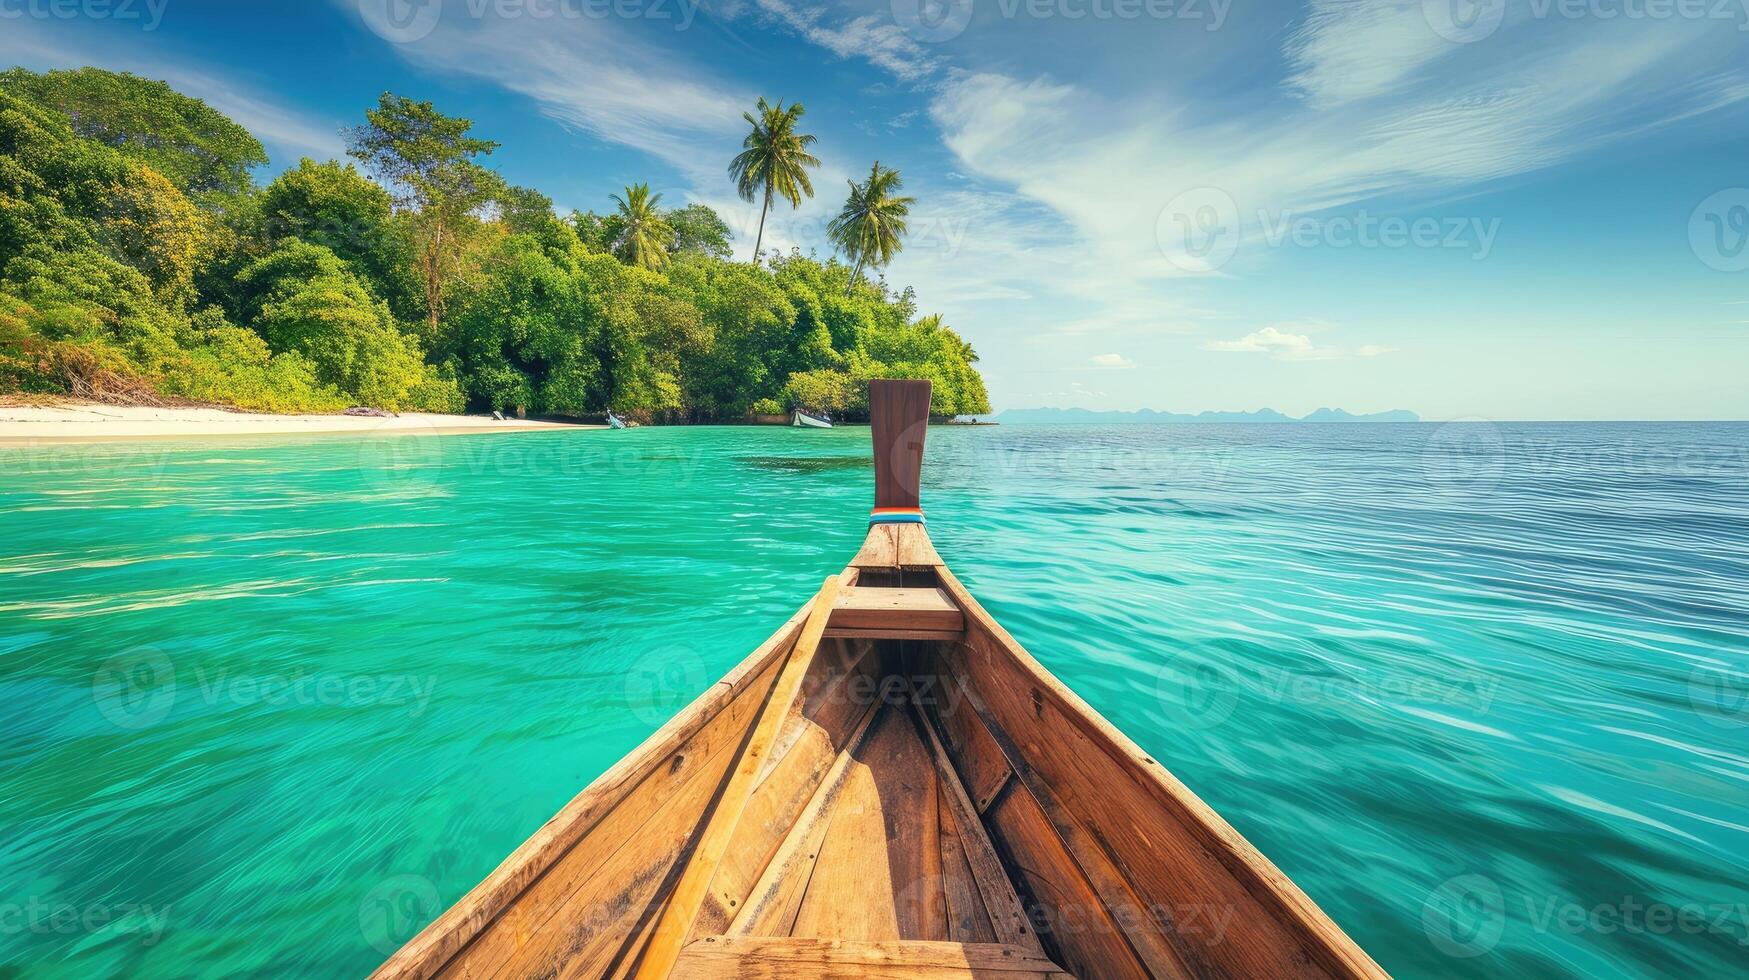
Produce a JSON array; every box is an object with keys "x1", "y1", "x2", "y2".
[
  {"x1": 610, "y1": 183, "x2": 675, "y2": 269},
  {"x1": 728, "y1": 98, "x2": 820, "y2": 263},
  {"x1": 828, "y1": 161, "x2": 914, "y2": 293}
]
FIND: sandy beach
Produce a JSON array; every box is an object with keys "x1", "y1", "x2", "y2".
[{"x1": 0, "y1": 403, "x2": 596, "y2": 444}]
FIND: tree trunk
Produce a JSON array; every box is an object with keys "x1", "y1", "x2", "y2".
[
  {"x1": 424, "y1": 221, "x2": 444, "y2": 337},
  {"x1": 752, "y1": 183, "x2": 771, "y2": 264},
  {"x1": 847, "y1": 256, "x2": 865, "y2": 295}
]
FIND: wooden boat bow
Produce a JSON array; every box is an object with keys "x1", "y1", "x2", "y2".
[{"x1": 371, "y1": 380, "x2": 1387, "y2": 980}]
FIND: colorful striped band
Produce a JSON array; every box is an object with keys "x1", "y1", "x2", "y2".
[{"x1": 869, "y1": 507, "x2": 925, "y2": 525}]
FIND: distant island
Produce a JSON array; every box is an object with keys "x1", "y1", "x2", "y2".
[{"x1": 993, "y1": 407, "x2": 1421, "y2": 424}]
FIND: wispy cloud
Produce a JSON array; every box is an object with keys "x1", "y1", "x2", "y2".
[
  {"x1": 750, "y1": 0, "x2": 938, "y2": 81},
  {"x1": 1285, "y1": 0, "x2": 1456, "y2": 109},
  {"x1": 1089, "y1": 353, "x2": 1133, "y2": 367},
  {"x1": 373, "y1": 14, "x2": 749, "y2": 181}
]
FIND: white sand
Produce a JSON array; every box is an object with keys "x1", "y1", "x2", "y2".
[{"x1": 0, "y1": 403, "x2": 596, "y2": 444}]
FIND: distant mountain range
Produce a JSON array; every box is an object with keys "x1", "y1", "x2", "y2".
[{"x1": 992, "y1": 407, "x2": 1421, "y2": 424}]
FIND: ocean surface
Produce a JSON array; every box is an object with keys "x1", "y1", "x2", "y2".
[{"x1": 1, "y1": 422, "x2": 1746, "y2": 978}]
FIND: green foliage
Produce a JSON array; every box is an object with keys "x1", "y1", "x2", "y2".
[
  {"x1": 829, "y1": 162, "x2": 913, "y2": 291},
  {"x1": 610, "y1": 183, "x2": 675, "y2": 270},
  {"x1": 0, "y1": 67, "x2": 267, "y2": 197},
  {"x1": 728, "y1": 98, "x2": 819, "y2": 261},
  {"x1": 667, "y1": 203, "x2": 732, "y2": 260},
  {"x1": 0, "y1": 74, "x2": 987, "y2": 420},
  {"x1": 239, "y1": 240, "x2": 459, "y2": 411},
  {"x1": 497, "y1": 185, "x2": 556, "y2": 236},
  {"x1": 347, "y1": 93, "x2": 505, "y2": 335},
  {"x1": 782, "y1": 369, "x2": 855, "y2": 414}
]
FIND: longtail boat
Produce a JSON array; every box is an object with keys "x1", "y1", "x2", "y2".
[{"x1": 374, "y1": 380, "x2": 1385, "y2": 979}]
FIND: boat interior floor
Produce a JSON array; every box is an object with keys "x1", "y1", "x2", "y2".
[{"x1": 669, "y1": 671, "x2": 1074, "y2": 979}]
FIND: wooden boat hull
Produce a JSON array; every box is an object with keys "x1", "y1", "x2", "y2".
[{"x1": 373, "y1": 382, "x2": 1384, "y2": 979}]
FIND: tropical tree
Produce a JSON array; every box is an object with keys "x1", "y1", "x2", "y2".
[
  {"x1": 0, "y1": 67, "x2": 267, "y2": 197},
  {"x1": 667, "y1": 203, "x2": 733, "y2": 260},
  {"x1": 727, "y1": 98, "x2": 819, "y2": 263},
  {"x1": 609, "y1": 183, "x2": 675, "y2": 269},
  {"x1": 346, "y1": 94, "x2": 505, "y2": 337},
  {"x1": 828, "y1": 162, "x2": 914, "y2": 293}
]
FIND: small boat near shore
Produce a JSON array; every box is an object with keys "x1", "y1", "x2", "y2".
[
  {"x1": 791, "y1": 409, "x2": 832, "y2": 428},
  {"x1": 607, "y1": 411, "x2": 626, "y2": 429},
  {"x1": 373, "y1": 380, "x2": 1383, "y2": 980}
]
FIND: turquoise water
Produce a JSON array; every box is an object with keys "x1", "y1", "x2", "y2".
[{"x1": 2, "y1": 423, "x2": 1746, "y2": 977}]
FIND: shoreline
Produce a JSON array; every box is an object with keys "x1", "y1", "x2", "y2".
[{"x1": 0, "y1": 403, "x2": 598, "y2": 445}]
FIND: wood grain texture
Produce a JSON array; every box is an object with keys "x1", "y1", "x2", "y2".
[
  {"x1": 830, "y1": 587, "x2": 963, "y2": 633},
  {"x1": 948, "y1": 674, "x2": 1193, "y2": 979},
  {"x1": 789, "y1": 728, "x2": 900, "y2": 941},
  {"x1": 869, "y1": 379, "x2": 932, "y2": 511},
  {"x1": 671, "y1": 937, "x2": 1072, "y2": 979},
  {"x1": 369, "y1": 605, "x2": 810, "y2": 980},
  {"x1": 982, "y1": 784, "x2": 1151, "y2": 980},
  {"x1": 937, "y1": 791, "x2": 996, "y2": 944},
  {"x1": 934, "y1": 563, "x2": 1388, "y2": 980},
  {"x1": 632, "y1": 576, "x2": 842, "y2": 979},
  {"x1": 910, "y1": 700, "x2": 1044, "y2": 956},
  {"x1": 849, "y1": 523, "x2": 945, "y2": 571}
]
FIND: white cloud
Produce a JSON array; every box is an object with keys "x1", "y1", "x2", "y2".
[
  {"x1": 1090, "y1": 353, "x2": 1132, "y2": 367},
  {"x1": 1285, "y1": 0, "x2": 1456, "y2": 109},
  {"x1": 1205, "y1": 326, "x2": 1321, "y2": 357},
  {"x1": 752, "y1": 0, "x2": 937, "y2": 81},
  {"x1": 1356, "y1": 344, "x2": 1396, "y2": 357},
  {"x1": 376, "y1": 12, "x2": 750, "y2": 182}
]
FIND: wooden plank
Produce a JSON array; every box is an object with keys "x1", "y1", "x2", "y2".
[
  {"x1": 508, "y1": 713, "x2": 758, "y2": 979},
  {"x1": 830, "y1": 587, "x2": 962, "y2": 633},
  {"x1": 924, "y1": 678, "x2": 1012, "y2": 814},
  {"x1": 982, "y1": 785, "x2": 1151, "y2": 980},
  {"x1": 869, "y1": 379, "x2": 931, "y2": 511},
  {"x1": 788, "y1": 725, "x2": 900, "y2": 941},
  {"x1": 908, "y1": 701, "x2": 1043, "y2": 956},
  {"x1": 687, "y1": 722, "x2": 833, "y2": 938},
  {"x1": 895, "y1": 523, "x2": 944, "y2": 567},
  {"x1": 727, "y1": 699, "x2": 882, "y2": 938},
  {"x1": 851, "y1": 525, "x2": 900, "y2": 569},
  {"x1": 859, "y1": 702, "x2": 944, "y2": 940},
  {"x1": 372, "y1": 606, "x2": 810, "y2": 980},
  {"x1": 850, "y1": 524, "x2": 945, "y2": 570},
  {"x1": 937, "y1": 791, "x2": 995, "y2": 944},
  {"x1": 633, "y1": 576, "x2": 843, "y2": 979},
  {"x1": 475, "y1": 627, "x2": 873, "y2": 977},
  {"x1": 950, "y1": 675, "x2": 1192, "y2": 979},
  {"x1": 935, "y1": 564, "x2": 1387, "y2": 980},
  {"x1": 825, "y1": 627, "x2": 962, "y2": 642},
  {"x1": 672, "y1": 937, "x2": 1072, "y2": 979}
]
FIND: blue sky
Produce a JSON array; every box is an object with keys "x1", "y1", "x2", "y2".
[{"x1": 4, "y1": 0, "x2": 1747, "y2": 419}]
